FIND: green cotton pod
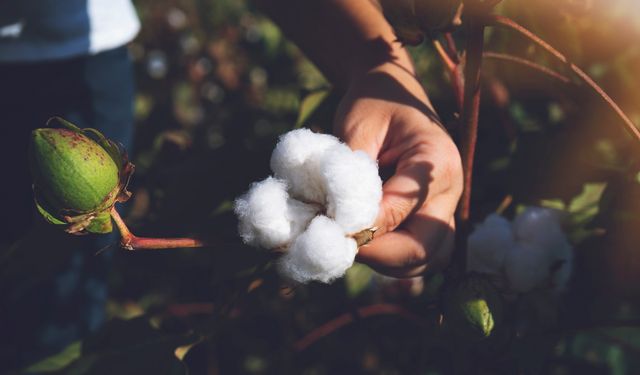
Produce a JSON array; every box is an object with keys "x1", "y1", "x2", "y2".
[
  {"x1": 29, "y1": 127, "x2": 121, "y2": 233},
  {"x1": 378, "y1": 0, "x2": 426, "y2": 45},
  {"x1": 413, "y1": 0, "x2": 462, "y2": 32},
  {"x1": 379, "y1": 0, "x2": 461, "y2": 44},
  {"x1": 443, "y1": 274, "x2": 503, "y2": 341}
]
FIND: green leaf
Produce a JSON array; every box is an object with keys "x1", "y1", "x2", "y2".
[
  {"x1": 567, "y1": 182, "x2": 606, "y2": 226},
  {"x1": 295, "y1": 89, "x2": 330, "y2": 128},
  {"x1": 24, "y1": 341, "x2": 81, "y2": 373},
  {"x1": 344, "y1": 263, "x2": 373, "y2": 297},
  {"x1": 23, "y1": 317, "x2": 199, "y2": 375}
]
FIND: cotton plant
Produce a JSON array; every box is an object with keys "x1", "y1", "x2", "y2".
[
  {"x1": 466, "y1": 207, "x2": 573, "y2": 293},
  {"x1": 234, "y1": 129, "x2": 382, "y2": 284}
]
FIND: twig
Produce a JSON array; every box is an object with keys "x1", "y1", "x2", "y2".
[
  {"x1": 443, "y1": 32, "x2": 461, "y2": 65},
  {"x1": 110, "y1": 207, "x2": 205, "y2": 250},
  {"x1": 483, "y1": 52, "x2": 571, "y2": 83},
  {"x1": 433, "y1": 39, "x2": 465, "y2": 112},
  {"x1": 484, "y1": 14, "x2": 640, "y2": 143},
  {"x1": 294, "y1": 303, "x2": 429, "y2": 352}
]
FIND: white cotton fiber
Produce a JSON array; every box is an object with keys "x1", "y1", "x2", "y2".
[
  {"x1": 234, "y1": 177, "x2": 318, "y2": 249},
  {"x1": 513, "y1": 207, "x2": 564, "y2": 248},
  {"x1": 504, "y1": 242, "x2": 553, "y2": 293},
  {"x1": 270, "y1": 128, "x2": 341, "y2": 204},
  {"x1": 278, "y1": 215, "x2": 358, "y2": 284},
  {"x1": 320, "y1": 144, "x2": 383, "y2": 234},
  {"x1": 549, "y1": 236, "x2": 573, "y2": 292},
  {"x1": 467, "y1": 214, "x2": 514, "y2": 275}
]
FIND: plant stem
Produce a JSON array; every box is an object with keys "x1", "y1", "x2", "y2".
[
  {"x1": 483, "y1": 52, "x2": 571, "y2": 83},
  {"x1": 110, "y1": 207, "x2": 204, "y2": 250},
  {"x1": 484, "y1": 14, "x2": 640, "y2": 143},
  {"x1": 294, "y1": 303, "x2": 430, "y2": 352},
  {"x1": 452, "y1": 16, "x2": 486, "y2": 273},
  {"x1": 458, "y1": 18, "x2": 485, "y2": 224}
]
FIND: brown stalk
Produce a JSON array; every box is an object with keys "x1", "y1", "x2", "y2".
[
  {"x1": 110, "y1": 207, "x2": 205, "y2": 250},
  {"x1": 458, "y1": 18, "x2": 485, "y2": 225},
  {"x1": 294, "y1": 303, "x2": 429, "y2": 352}
]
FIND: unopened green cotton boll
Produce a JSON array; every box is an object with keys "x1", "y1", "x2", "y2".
[
  {"x1": 30, "y1": 128, "x2": 119, "y2": 213},
  {"x1": 29, "y1": 119, "x2": 133, "y2": 234},
  {"x1": 378, "y1": 0, "x2": 462, "y2": 45}
]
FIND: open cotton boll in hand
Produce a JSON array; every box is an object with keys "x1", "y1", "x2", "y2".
[
  {"x1": 320, "y1": 144, "x2": 383, "y2": 234},
  {"x1": 235, "y1": 128, "x2": 383, "y2": 284},
  {"x1": 278, "y1": 215, "x2": 358, "y2": 284},
  {"x1": 234, "y1": 177, "x2": 318, "y2": 249},
  {"x1": 270, "y1": 128, "x2": 340, "y2": 204}
]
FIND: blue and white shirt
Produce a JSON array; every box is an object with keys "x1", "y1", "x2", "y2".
[{"x1": 0, "y1": 0, "x2": 140, "y2": 62}]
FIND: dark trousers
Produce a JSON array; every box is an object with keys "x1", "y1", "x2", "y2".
[{"x1": 0, "y1": 46, "x2": 135, "y2": 371}]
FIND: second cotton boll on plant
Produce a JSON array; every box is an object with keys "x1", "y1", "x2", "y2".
[
  {"x1": 466, "y1": 207, "x2": 573, "y2": 293},
  {"x1": 234, "y1": 129, "x2": 383, "y2": 284}
]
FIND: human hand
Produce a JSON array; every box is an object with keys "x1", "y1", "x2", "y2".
[{"x1": 334, "y1": 61, "x2": 463, "y2": 278}]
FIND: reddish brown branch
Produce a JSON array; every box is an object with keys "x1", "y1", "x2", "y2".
[
  {"x1": 458, "y1": 19, "x2": 485, "y2": 224},
  {"x1": 484, "y1": 14, "x2": 640, "y2": 143},
  {"x1": 294, "y1": 303, "x2": 428, "y2": 352},
  {"x1": 443, "y1": 32, "x2": 461, "y2": 65},
  {"x1": 110, "y1": 207, "x2": 205, "y2": 250},
  {"x1": 483, "y1": 52, "x2": 571, "y2": 83}
]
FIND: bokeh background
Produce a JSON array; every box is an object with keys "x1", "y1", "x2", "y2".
[{"x1": 2, "y1": 0, "x2": 640, "y2": 373}]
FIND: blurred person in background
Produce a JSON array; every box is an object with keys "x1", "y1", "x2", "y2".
[{"x1": 0, "y1": 0, "x2": 139, "y2": 370}]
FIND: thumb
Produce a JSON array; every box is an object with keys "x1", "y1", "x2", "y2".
[{"x1": 372, "y1": 159, "x2": 432, "y2": 235}]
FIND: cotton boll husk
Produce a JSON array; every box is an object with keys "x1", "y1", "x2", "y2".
[
  {"x1": 278, "y1": 215, "x2": 358, "y2": 284},
  {"x1": 320, "y1": 144, "x2": 383, "y2": 234},
  {"x1": 235, "y1": 177, "x2": 317, "y2": 249},
  {"x1": 467, "y1": 214, "x2": 515, "y2": 275},
  {"x1": 513, "y1": 207, "x2": 565, "y2": 249},
  {"x1": 270, "y1": 128, "x2": 340, "y2": 204},
  {"x1": 504, "y1": 242, "x2": 554, "y2": 293}
]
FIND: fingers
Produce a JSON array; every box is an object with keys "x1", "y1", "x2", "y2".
[{"x1": 357, "y1": 197, "x2": 457, "y2": 277}]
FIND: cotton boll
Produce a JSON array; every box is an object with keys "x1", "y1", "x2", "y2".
[
  {"x1": 513, "y1": 207, "x2": 564, "y2": 248},
  {"x1": 278, "y1": 215, "x2": 358, "y2": 283},
  {"x1": 504, "y1": 242, "x2": 554, "y2": 293},
  {"x1": 467, "y1": 214, "x2": 515, "y2": 275},
  {"x1": 235, "y1": 177, "x2": 317, "y2": 249},
  {"x1": 550, "y1": 239, "x2": 573, "y2": 292},
  {"x1": 287, "y1": 199, "x2": 321, "y2": 242},
  {"x1": 513, "y1": 207, "x2": 573, "y2": 291},
  {"x1": 270, "y1": 128, "x2": 340, "y2": 204},
  {"x1": 320, "y1": 144, "x2": 383, "y2": 234}
]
